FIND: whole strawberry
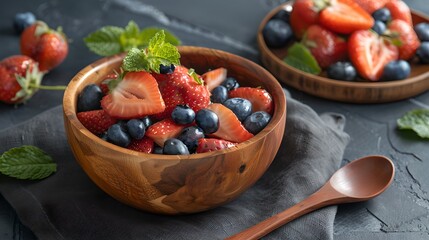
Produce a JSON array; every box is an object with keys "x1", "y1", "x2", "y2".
[
  {"x1": 20, "y1": 21, "x2": 68, "y2": 72},
  {"x1": 0, "y1": 55, "x2": 44, "y2": 104}
]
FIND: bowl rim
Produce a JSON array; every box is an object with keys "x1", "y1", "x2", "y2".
[{"x1": 63, "y1": 45, "x2": 287, "y2": 160}]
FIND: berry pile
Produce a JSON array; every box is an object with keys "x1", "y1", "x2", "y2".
[
  {"x1": 77, "y1": 66, "x2": 274, "y2": 155},
  {"x1": 262, "y1": 0, "x2": 429, "y2": 82}
]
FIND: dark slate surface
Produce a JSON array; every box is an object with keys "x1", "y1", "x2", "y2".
[{"x1": 0, "y1": 0, "x2": 428, "y2": 239}]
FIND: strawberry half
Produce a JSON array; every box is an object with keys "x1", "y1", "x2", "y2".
[
  {"x1": 303, "y1": 25, "x2": 348, "y2": 68},
  {"x1": 196, "y1": 138, "x2": 237, "y2": 153},
  {"x1": 201, "y1": 68, "x2": 227, "y2": 92},
  {"x1": 127, "y1": 137, "x2": 155, "y2": 153},
  {"x1": 207, "y1": 103, "x2": 253, "y2": 143},
  {"x1": 319, "y1": 0, "x2": 374, "y2": 34},
  {"x1": 353, "y1": 0, "x2": 391, "y2": 14},
  {"x1": 145, "y1": 118, "x2": 185, "y2": 147},
  {"x1": 77, "y1": 109, "x2": 117, "y2": 135},
  {"x1": 388, "y1": 19, "x2": 420, "y2": 60},
  {"x1": 101, "y1": 71, "x2": 165, "y2": 119},
  {"x1": 349, "y1": 30, "x2": 399, "y2": 81},
  {"x1": 385, "y1": 0, "x2": 413, "y2": 26},
  {"x1": 229, "y1": 87, "x2": 274, "y2": 114}
]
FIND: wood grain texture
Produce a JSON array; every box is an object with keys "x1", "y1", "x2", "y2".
[
  {"x1": 257, "y1": 2, "x2": 429, "y2": 103},
  {"x1": 62, "y1": 46, "x2": 287, "y2": 214}
]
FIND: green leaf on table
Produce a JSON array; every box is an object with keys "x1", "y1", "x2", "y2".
[
  {"x1": 0, "y1": 145, "x2": 57, "y2": 180},
  {"x1": 122, "y1": 30, "x2": 180, "y2": 73},
  {"x1": 283, "y1": 43, "x2": 321, "y2": 75},
  {"x1": 119, "y1": 21, "x2": 143, "y2": 52},
  {"x1": 140, "y1": 27, "x2": 181, "y2": 47},
  {"x1": 397, "y1": 109, "x2": 429, "y2": 139},
  {"x1": 84, "y1": 26, "x2": 124, "y2": 56}
]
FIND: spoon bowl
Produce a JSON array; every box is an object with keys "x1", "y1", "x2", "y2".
[{"x1": 227, "y1": 155, "x2": 395, "y2": 240}]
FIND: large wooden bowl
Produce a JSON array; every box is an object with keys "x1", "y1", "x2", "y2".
[
  {"x1": 258, "y1": 2, "x2": 429, "y2": 103},
  {"x1": 63, "y1": 46, "x2": 287, "y2": 214}
]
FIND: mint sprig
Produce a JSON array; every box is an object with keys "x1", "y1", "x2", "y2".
[
  {"x1": 397, "y1": 109, "x2": 429, "y2": 139},
  {"x1": 122, "y1": 30, "x2": 180, "y2": 73},
  {"x1": 0, "y1": 145, "x2": 57, "y2": 180},
  {"x1": 284, "y1": 43, "x2": 321, "y2": 75},
  {"x1": 84, "y1": 21, "x2": 181, "y2": 56}
]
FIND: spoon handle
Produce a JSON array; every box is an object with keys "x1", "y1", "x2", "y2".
[{"x1": 226, "y1": 185, "x2": 339, "y2": 240}]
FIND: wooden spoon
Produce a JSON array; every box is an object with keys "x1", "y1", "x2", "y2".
[{"x1": 226, "y1": 155, "x2": 395, "y2": 240}]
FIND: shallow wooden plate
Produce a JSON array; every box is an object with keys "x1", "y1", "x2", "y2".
[{"x1": 257, "y1": 2, "x2": 429, "y2": 103}]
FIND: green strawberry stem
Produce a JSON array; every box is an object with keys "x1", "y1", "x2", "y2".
[{"x1": 29, "y1": 84, "x2": 67, "y2": 90}]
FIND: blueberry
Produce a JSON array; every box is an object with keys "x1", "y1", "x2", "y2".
[
  {"x1": 195, "y1": 109, "x2": 219, "y2": 134},
  {"x1": 381, "y1": 60, "x2": 411, "y2": 81},
  {"x1": 153, "y1": 146, "x2": 163, "y2": 154},
  {"x1": 416, "y1": 42, "x2": 429, "y2": 63},
  {"x1": 262, "y1": 19, "x2": 293, "y2": 48},
  {"x1": 221, "y1": 77, "x2": 240, "y2": 91},
  {"x1": 210, "y1": 85, "x2": 228, "y2": 103},
  {"x1": 126, "y1": 119, "x2": 146, "y2": 140},
  {"x1": 244, "y1": 111, "x2": 272, "y2": 135},
  {"x1": 327, "y1": 62, "x2": 357, "y2": 81},
  {"x1": 415, "y1": 23, "x2": 429, "y2": 42},
  {"x1": 100, "y1": 132, "x2": 108, "y2": 141},
  {"x1": 13, "y1": 12, "x2": 36, "y2": 34},
  {"x1": 163, "y1": 138, "x2": 189, "y2": 155},
  {"x1": 223, "y1": 98, "x2": 252, "y2": 122},
  {"x1": 372, "y1": 8, "x2": 391, "y2": 23},
  {"x1": 141, "y1": 116, "x2": 153, "y2": 128},
  {"x1": 171, "y1": 105, "x2": 195, "y2": 125},
  {"x1": 371, "y1": 21, "x2": 386, "y2": 35},
  {"x1": 272, "y1": 9, "x2": 290, "y2": 23},
  {"x1": 177, "y1": 126, "x2": 204, "y2": 153},
  {"x1": 107, "y1": 124, "x2": 131, "y2": 147},
  {"x1": 77, "y1": 84, "x2": 103, "y2": 112},
  {"x1": 159, "y1": 64, "x2": 175, "y2": 74}
]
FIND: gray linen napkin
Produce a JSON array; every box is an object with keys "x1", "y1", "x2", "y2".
[{"x1": 0, "y1": 93, "x2": 349, "y2": 240}]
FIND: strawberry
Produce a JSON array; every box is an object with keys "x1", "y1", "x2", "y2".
[
  {"x1": 77, "y1": 109, "x2": 117, "y2": 135},
  {"x1": 349, "y1": 30, "x2": 399, "y2": 81},
  {"x1": 99, "y1": 73, "x2": 118, "y2": 95},
  {"x1": 206, "y1": 103, "x2": 253, "y2": 143},
  {"x1": 290, "y1": 0, "x2": 319, "y2": 39},
  {"x1": 101, "y1": 71, "x2": 165, "y2": 119},
  {"x1": 152, "y1": 69, "x2": 210, "y2": 120},
  {"x1": 196, "y1": 138, "x2": 237, "y2": 153},
  {"x1": 302, "y1": 25, "x2": 348, "y2": 68},
  {"x1": 201, "y1": 67, "x2": 227, "y2": 91},
  {"x1": 0, "y1": 55, "x2": 44, "y2": 104},
  {"x1": 385, "y1": 0, "x2": 413, "y2": 26},
  {"x1": 127, "y1": 137, "x2": 154, "y2": 153},
  {"x1": 229, "y1": 87, "x2": 274, "y2": 114},
  {"x1": 318, "y1": 0, "x2": 374, "y2": 34},
  {"x1": 20, "y1": 21, "x2": 68, "y2": 72},
  {"x1": 388, "y1": 19, "x2": 420, "y2": 60},
  {"x1": 152, "y1": 65, "x2": 189, "y2": 87},
  {"x1": 145, "y1": 118, "x2": 185, "y2": 147},
  {"x1": 353, "y1": 0, "x2": 391, "y2": 14}
]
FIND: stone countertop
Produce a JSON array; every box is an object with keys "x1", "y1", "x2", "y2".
[{"x1": 0, "y1": 0, "x2": 428, "y2": 239}]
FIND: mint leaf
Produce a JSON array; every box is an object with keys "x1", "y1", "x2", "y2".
[
  {"x1": 284, "y1": 43, "x2": 321, "y2": 75},
  {"x1": 119, "y1": 21, "x2": 143, "y2": 52},
  {"x1": 0, "y1": 146, "x2": 57, "y2": 180},
  {"x1": 397, "y1": 109, "x2": 429, "y2": 138},
  {"x1": 84, "y1": 26, "x2": 124, "y2": 56},
  {"x1": 140, "y1": 27, "x2": 181, "y2": 47},
  {"x1": 122, "y1": 30, "x2": 180, "y2": 73},
  {"x1": 188, "y1": 68, "x2": 203, "y2": 85}
]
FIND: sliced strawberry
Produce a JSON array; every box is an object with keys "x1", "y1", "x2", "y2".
[
  {"x1": 388, "y1": 19, "x2": 420, "y2": 60},
  {"x1": 349, "y1": 30, "x2": 399, "y2": 81},
  {"x1": 201, "y1": 68, "x2": 227, "y2": 91},
  {"x1": 385, "y1": 0, "x2": 413, "y2": 26},
  {"x1": 207, "y1": 104, "x2": 253, "y2": 143},
  {"x1": 229, "y1": 87, "x2": 274, "y2": 114},
  {"x1": 290, "y1": 0, "x2": 319, "y2": 39},
  {"x1": 99, "y1": 73, "x2": 118, "y2": 95},
  {"x1": 77, "y1": 109, "x2": 117, "y2": 135},
  {"x1": 145, "y1": 118, "x2": 185, "y2": 147},
  {"x1": 353, "y1": 0, "x2": 391, "y2": 14},
  {"x1": 127, "y1": 137, "x2": 154, "y2": 153},
  {"x1": 303, "y1": 25, "x2": 348, "y2": 68},
  {"x1": 101, "y1": 71, "x2": 165, "y2": 119},
  {"x1": 196, "y1": 138, "x2": 237, "y2": 153},
  {"x1": 319, "y1": 0, "x2": 374, "y2": 34}
]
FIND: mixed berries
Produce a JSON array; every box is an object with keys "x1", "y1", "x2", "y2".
[
  {"x1": 77, "y1": 65, "x2": 274, "y2": 155},
  {"x1": 263, "y1": 0, "x2": 429, "y2": 82}
]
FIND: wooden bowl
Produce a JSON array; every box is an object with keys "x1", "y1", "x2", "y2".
[
  {"x1": 257, "y1": 2, "x2": 429, "y2": 103},
  {"x1": 63, "y1": 46, "x2": 287, "y2": 214}
]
